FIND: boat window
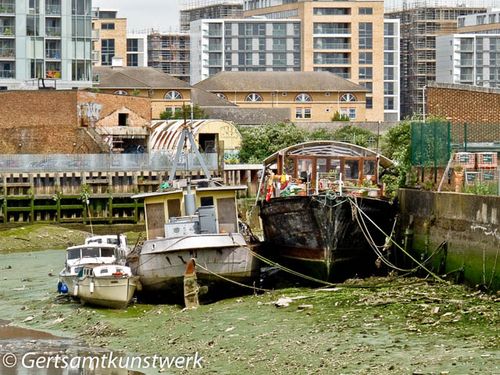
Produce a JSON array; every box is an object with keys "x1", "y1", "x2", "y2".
[
  {"x1": 146, "y1": 202, "x2": 166, "y2": 239},
  {"x1": 87, "y1": 239, "x2": 102, "y2": 244},
  {"x1": 67, "y1": 248, "x2": 81, "y2": 259},
  {"x1": 317, "y1": 158, "x2": 328, "y2": 173},
  {"x1": 344, "y1": 160, "x2": 360, "y2": 180},
  {"x1": 100, "y1": 248, "x2": 115, "y2": 257},
  {"x1": 200, "y1": 196, "x2": 214, "y2": 206},
  {"x1": 167, "y1": 199, "x2": 181, "y2": 218},
  {"x1": 217, "y1": 197, "x2": 237, "y2": 233},
  {"x1": 329, "y1": 160, "x2": 341, "y2": 179},
  {"x1": 81, "y1": 247, "x2": 100, "y2": 258},
  {"x1": 284, "y1": 158, "x2": 295, "y2": 176},
  {"x1": 364, "y1": 160, "x2": 376, "y2": 176},
  {"x1": 100, "y1": 268, "x2": 109, "y2": 274},
  {"x1": 106, "y1": 238, "x2": 119, "y2": 245},
  {"x1": 298, "y1": 159, "x2": 313, "y2": 182}
]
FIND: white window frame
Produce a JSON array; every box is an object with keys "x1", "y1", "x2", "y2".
[
  {"x1": 164, "y1": 90, "x2": 182, "y2": 100},
  {"x1": 245, "y1": 93, "x2": 263, "y2": 102}
]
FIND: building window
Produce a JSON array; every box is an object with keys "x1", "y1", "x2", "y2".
[
  {"x1": 359, "y1": 23, "x2": 373, "y2": 50},
  {"x1": 164, "y1": 90, "x2": 182, "y2": 100},
  {"x1": 384, "y1": 97, "x2": 395, "y2": 110},
  {"x1": 295, "y1": 107, "x2": 311, "y2": 119},
  {"x1": 359, "y1": 52, "x2": 372, "y2": 65},
  {"x1": 359, "y1": 7, "x2": 373, "y2": 15},
  {"x1": 245, "y1": 93, "x2": 262, "y2": 102},
  {"x1": 127, "y1": 54, "x2": 138, "y2": 66},
  {"x1": 295, "y1": 93, "x2": 312, "y2": 102},
  {"x1": 127, "y1": 39, "x2": 139, "y2": 52},
  {"x1": 101, "y1": 39, "x2": 115, "y2": 66},
  {"x1": 118, "y1": 113, "x2": 128, "y2": 126},
  {"x1": 313, "y1": 8, "x2": 350, "y2": 16},
  {"x1": 340, "y1": 93, "x2": 357, "y2": 102},
  {"x1": 359, "y1": 67, "x2": 373, "y2": 79},
  {"x1": 340, "y1": 108, "x2": 356, "y2": 120},
  {"x1": 215, "y1": 93, "x2": 227, "y2": 100},
  {"x1": 101, "y1": 23, "x2": 115, "y2": 30},
  {"x1": 114, "y1": 90, "x2": 128, "y2": 95},
  {"x1": 366, "y1": 97, "x2": 373, "y2": 109}
]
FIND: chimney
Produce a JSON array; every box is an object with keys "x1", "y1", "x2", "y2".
[{"x1": 111, "y1": 57, "x2": 124, "y2": 68}]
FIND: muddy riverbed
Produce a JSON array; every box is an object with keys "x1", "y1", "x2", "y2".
[{"x1": 0, "y1": 246, "x2": 498, "y2": 374}]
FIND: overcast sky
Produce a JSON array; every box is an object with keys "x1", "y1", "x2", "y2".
[{"x1": 93, "y1": 0, "x2": 181, "y2": 32}]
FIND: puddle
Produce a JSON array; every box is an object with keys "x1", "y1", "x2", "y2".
[{"x1": 0, "y1": 322, "x2": 143, "y2": 375}]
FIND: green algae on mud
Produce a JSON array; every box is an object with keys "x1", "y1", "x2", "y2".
[{"x1": 0, "y1": 250, "x2": 499, "y2": 374}]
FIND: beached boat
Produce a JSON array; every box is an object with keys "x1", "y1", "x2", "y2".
[
  {"x1": 258, "y1": 141, "x2": 397, "y2": 281},
  {"x1": 129, "y1": 119, "x2": 259, "y2": 300},
  {"x1": 75, "y1": 265, "x2": 139, "y2": 309},
  {"x1": 58, "y1": 243, "x2": 127, "y2": 295}
]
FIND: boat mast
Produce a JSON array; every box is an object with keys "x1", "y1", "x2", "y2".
[{"x1": 167, "y1": 104, "x2": 212, "y2": 183}]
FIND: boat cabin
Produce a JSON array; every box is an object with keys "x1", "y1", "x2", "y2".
[
  {"x1": 66, "y1": 244, "x2": 120, "y2": 265},
  {"x1": 263, "y1": 141, "x2": 393, "y2": 197},
  {"x1": 79, "y1": 265, "x2": 132, "y2": 278},
  {"x1": 133, "y1": 185, "x2": 248, "y2": 240}
]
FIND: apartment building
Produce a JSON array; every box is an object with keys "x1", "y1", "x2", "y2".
[
  {"x1": 126, "y1": 33, "x2": 148, "y2": 67},
  {"x1": 383, "y1": 19, "x2": 400, "y2": 121},
  {"x1": 92, "y1": 8, "x2": 127, "y2": 67},
  {"x1": 180, "y1": 0, "x2": 244, "y2": 32},
  {"x1": 244, "y1": 0, "x2": 387, "y2": 122},
  {"x1": 436, "y1": 10, "x2": 500, "y2": 88},
  {"x1": 0, "y1": 0, "x2": 93, "y2": 90},
  {"x1": 387, "y1": 4, "x2": 486, "y2": 118},
  {"x1": 190, "y1": 18, "x2": 301, "y2": 85},
  {"x1": 148, "y1": 32, "x2": 191, "y2": 82}
]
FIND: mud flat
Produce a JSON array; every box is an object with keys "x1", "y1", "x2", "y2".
[{"x1": 0, "y1": 249, "x2": 498, "y2": 374}]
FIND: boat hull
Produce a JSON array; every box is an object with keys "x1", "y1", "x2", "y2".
[
  {"x1": 259, "y1": 195, "x2": 396, "y2": 281},
  {"x1": 131, "y1": 233, "x2": 260, "y2": 298},
  {"x1": 76, "y1": 276, "x2": 138, "y2": 309}
]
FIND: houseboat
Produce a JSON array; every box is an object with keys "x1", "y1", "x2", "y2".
[{"x1": 258, "y1": 141, "x2": 397, "y2": 281}]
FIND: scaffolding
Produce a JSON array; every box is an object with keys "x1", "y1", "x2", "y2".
[
  {"x1": 179, "y1": 0, "x2": 244, "y2": 32},
  {"x1": 387, "y1": 2, "x2": 489, "y2": 118},
  {"x1": 148, "y1": 33, "x2": 191, "y2": 82}
]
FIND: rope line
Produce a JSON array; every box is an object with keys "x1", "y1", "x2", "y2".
[
  {"x1": 347, "y1": 197, "x2": 446, "y2": 283},
  {"x1": 195, "y1": 262, "x2": 271, "y2": 292}
]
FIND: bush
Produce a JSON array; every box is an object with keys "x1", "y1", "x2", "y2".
[
  {"x1": 331, "y1": 111, "x2": 350, "y2": 122},
  {"x1": 159, "y1": 104, "x2": 206, "y2": 120}
]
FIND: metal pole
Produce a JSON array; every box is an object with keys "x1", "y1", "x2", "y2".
[{"x1": 422, "y1": 85, "x2": 427, "y2": 122}]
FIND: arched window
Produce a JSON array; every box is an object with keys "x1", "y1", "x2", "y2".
[
  {"x1": 114, "y1": 90, "x2": 128, "y2": 96},
  {"x1": 245, "y1": 93, "x2": 263, "y2": 102},
  {"x1": 215, "y1": 93, "x2": 227, "y2": 100},
  {"x1": 295, "y1": 93, "x2": 312, "y2": 102},
  {"x1": 164, "y1": 90, "x2": 182, "y2": 100},
  {"x1": 340, "y1": 93, "x2": 357, "y2": 102}
]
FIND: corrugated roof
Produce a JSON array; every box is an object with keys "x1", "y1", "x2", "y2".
[
  {"x1": 194, "y1": 71, "x2": 368, "y2": 92},
  {"x1": 94, "y1": 66, "x2": 191, "y2": 89}
]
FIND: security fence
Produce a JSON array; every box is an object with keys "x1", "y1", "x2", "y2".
[{"x1": 0, "y1": 152, "x2": 219, "y2": 173}]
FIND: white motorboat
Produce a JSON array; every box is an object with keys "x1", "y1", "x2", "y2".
[
  {"x1": 75, "y1": 265, "x2": 139, "y2": 309},
  {"x1": 58, "y1": 243, "x2": 127, "y2": 295}
]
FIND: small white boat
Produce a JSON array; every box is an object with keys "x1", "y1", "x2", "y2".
[
  {"x1": 75, "y1": 265, "x2": 139, "y2": 309},
  {"x1": 58, "y1": 243, "x2": 127, "y2": 295}
]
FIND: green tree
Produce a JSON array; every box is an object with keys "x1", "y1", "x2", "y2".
[
  {"x1": 380, "y1": 120, "x2": 413, "y2": 197},
  {"x1": 159, "y1": 104, "x2": 206, "y2": 120},
  {"x1": 331, "y1": 125, "x2": 376, "y2": 148},
  {"x1": 331, "y1": 111, "x2": 350, "y2": 121},
  {"x1": 238, "y1": 123, "x2": 306, "y2": 163}
]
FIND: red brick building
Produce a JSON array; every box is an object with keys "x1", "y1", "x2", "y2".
[{"x1": 0, "y1": 90, "x2": 151, "y2": 154}]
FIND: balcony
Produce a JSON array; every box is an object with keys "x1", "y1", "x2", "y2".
[
  {"x1": 0, "y1": 2, "x2": 15, "y2": 14},
  {"x1": 0, "y1": 47, "x2": 14, "y2": 58},
  {"x1": 46, "y1": 27, "x2": 61, "y2": 37},
  {"x1": 314, "y1": 58, "x2": 350, "y2": 65},
  {"x1": 46, "y1": 49, "x2": 61, "y2": 59},
  {"x1": 0, "y1": 69, "x2": 14, "y2": 78},
  {"x1": 0, "y1": 25, "x2": 14, "y2": 37},
  {"x1": 46, "y1": 4, "x2": 61, "y2": 15}
]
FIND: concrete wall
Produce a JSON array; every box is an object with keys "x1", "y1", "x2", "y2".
[{"x1": 398, "y1": 189, "x2": 499, "y2": 291}]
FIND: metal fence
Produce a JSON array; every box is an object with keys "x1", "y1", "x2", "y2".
[
  {"x1": 411, "y1": 121, "x2": 451, "y2": 167},
  {"x1": 0, "y1": 152, "x2": 219, "y2": 173}
]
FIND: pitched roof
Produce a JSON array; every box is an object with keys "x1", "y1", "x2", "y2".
[
  {"x1": 194, "y1": 71, "x2": 368, "y2": 93},
  {"x1": 93, "y1": 66, "x2": 191, "y2": 89},
  {"x1": 190, "y1": 87, "x2": 237, "y2": 107}
]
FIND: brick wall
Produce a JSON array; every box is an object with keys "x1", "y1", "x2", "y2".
[
  {"x1": 0, "y1": 90, "x2": 151, "y2": 154},
  {"x1": 427, "y1": 84, "x2": 500, "y2": 125}
]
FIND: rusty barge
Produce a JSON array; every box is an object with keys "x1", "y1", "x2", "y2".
[{"x1": 258, "y1": 141, "x2": 397, "y2": 281}]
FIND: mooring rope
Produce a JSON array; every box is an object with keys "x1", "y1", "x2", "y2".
[{"x1": 347, "y1": 197, "x2": 446, "y2": 283}]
